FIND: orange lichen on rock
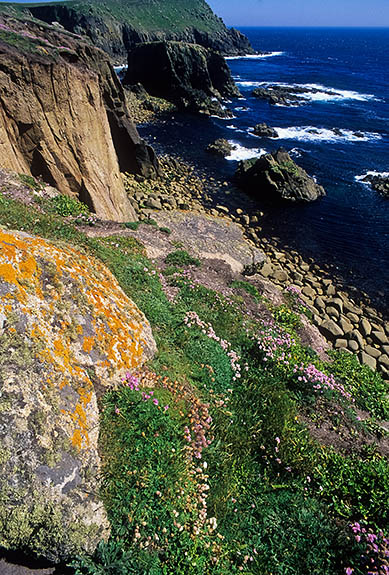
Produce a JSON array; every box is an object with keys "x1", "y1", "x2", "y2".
[{"x1": 0, "y1": 228, "x2": 156, "y2": 451}]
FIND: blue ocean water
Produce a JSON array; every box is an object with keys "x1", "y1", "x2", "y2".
[{"x1": 144, "y1": 28, "x2": 389, "y2": 300}]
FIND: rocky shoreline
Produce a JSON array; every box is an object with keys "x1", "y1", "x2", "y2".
[{"x1": 122, "y1": 151, "x2": 388, "y2": 382}]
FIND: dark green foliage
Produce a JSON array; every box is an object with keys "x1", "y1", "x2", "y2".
[
  {"x1": 165, "y1": 250, "x2": 200, "y2": 268},
  {"x1": 327, "y1": 350, "x2": 389, "y2": 419},
  {"x1": 71, "y1": 540, "x2": 160, "y2": 575},
  {"x1": 18, "y1": 173, "x2": 42, "y2": 192},
  {"x1": 230, "y1": 279, "x2": 262, "y2": 301},
  {"x1": 273, "y1": 304, "x2": 301, "y2": 330},
  {"x1": 124, "y1": 221, "x2": 141, "y2": 230},
  {"x1": 48, "y1": 194, "x2": 90, "y2": 217}
]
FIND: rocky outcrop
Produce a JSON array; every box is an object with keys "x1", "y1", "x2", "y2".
[
  {"x1": 252, "y1": 84, "x2": 334, "y2": 107},
  {"x1": 359, "y1": 173, "x2": 389, "y2": 198},
  {"x1": 252, "y1": 123, "x2": 278, "y2": 138},
  {"x1": 0, "y1": 229, "x2": 156, "y2": 562},
  {"x1": 28, "y1": 0, "x2": 254, "y2": 62},
  {"x1": 234, "y1": 149, "x2": 326, "y2": 203},
  {"x1": 0, "y1": 14, "x2": 160, "y2": 222},
  {"x1": 206, "y1": 138, "x2": 236, "y2": 157},
  {"x1": 124, "y1": 41, "x2": 240, "y2": 115}
]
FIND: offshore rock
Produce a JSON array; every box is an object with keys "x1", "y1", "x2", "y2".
[
  {"x1": 206, "y1": 139, "x2": 236, "y2": 157},
  {"x1": 252, "y1": 123, "x2": 278, "y2": 138},
  {"x1": 0, "y1": 229, "x2": 156, "y2": 562},
  {"x1": 359, "y1": 174, "x2": 389, "y2": 198},
  {"x1": 124, "y1": 41, "x2": 240, "y2": 115},
  {"x1": 234, "y1": 149, "x2": 326, "y2": 203},
  {"x1": 0, "y1": 14, "x2": 160, "y2": 221}
]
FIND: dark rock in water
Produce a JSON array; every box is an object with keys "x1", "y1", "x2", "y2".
[
  {"x1": 252, "y1": 123, "x2": 278, "y2": 138},
  {"x1": 124, "y1": 41, "x2": 240, "y2": 116},
  {"x1": 332, "y1": 128, "x2": 343, "y2": 136},
  {"x1": 360, "y1": 174, "x2": 389, "y2": 197},
  {"x1": 206, "y1": 139, "x2": 236, "y2": 157},
  {"x1": 353, "y1": 131, "x2": 364, "y2": 138},
  {"x1": 234, "y1": 148, "x2": 326, "y2": 202},
  {"x1": 252, "y1": 84, "x2": 333, "y2": 106}
]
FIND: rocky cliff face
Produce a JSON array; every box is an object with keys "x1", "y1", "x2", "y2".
[
  {"x1": 28, "y1": 0, "x2": 254, "y2": 62},
  {"x1": 124, "y1": 41, "x2": 240, "y2": 115},
  {"x1": 0, "y1": 228, "x2": 156, "y2": 562},
  {"x1": 0, "y1": 14, "x2": 159, "y2": 221}
]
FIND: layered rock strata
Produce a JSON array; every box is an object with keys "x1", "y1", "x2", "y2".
[{"x1": 0, "y1": 14, "x2": 159, "y2": 221}]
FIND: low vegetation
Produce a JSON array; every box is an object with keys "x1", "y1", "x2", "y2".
[{"x1": 0, "y1": 187, "x2": 387, "y2": 575}]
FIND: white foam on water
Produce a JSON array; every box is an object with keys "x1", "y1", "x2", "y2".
[
  {"x1": 272, "y1": 126, "x2": 382, "y2": 143},
  {"x1": 226, "y1": 51, "x2": 284, "y2": 60},
  {"x1": 235, "y1": 81, "x2": 379, "y2": 103},
  {"x1": 355, "y1": 171, "x2": 389, "y2": 182},
  {"x1": 225, "y1": 142, "x2": 267, "y2": 161},
  {"x1": 210, "y1": 115, "x2": 237, "y2": 120}
]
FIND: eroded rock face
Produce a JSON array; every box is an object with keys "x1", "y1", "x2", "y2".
[
  {"x1": 29, "y1": 0, "x2": 254, "y2": 61},
  {"x1": 124, "y1": 41, "x2": 240, "y2": 115},
  {"x1": 0, "y1": 15, "x2": 160, "y2": 221},
  {"x1": 234, "y1": 149, "x2": 326, "y2": 203},
  {"x1": 0, "y1": 229, "x2": 156, "y2": 562}
]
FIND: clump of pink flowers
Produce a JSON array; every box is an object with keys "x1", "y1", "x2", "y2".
[
  {"x1": 184, "y1": 311, "x2": 242, "y2": 381},
  {"x1": 252, "y1": 319, "x2": 295, "y2": 364},
  {"x1": 122, "y1": 373, "x2": 169, "y2": 410},
  {"x1": 346, "y1": 522, "x2": 389, "y2": 575},
  {"x1": 293, "y1": 363, "x2": 353, "y2": 401}
]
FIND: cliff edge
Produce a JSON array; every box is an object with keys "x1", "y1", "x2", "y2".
[
  {"x1": 26, "y1": 0, "x2": 254, "y2": 61},
  {"x1": 0, "y1": 11, "x2": 160, "y2": 221}
]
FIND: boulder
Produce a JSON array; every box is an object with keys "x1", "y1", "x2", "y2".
[
  {"x1": 359, "y1": 174, "x2": 389, "y2": 198},
  {"x1": 319, "y1": 319, "x2": 343, "y2": 341},
  {"x1": 124, "y1": 41, "x2": 240, "y2": 115},
  {"x1": 206, "y1": 139, "x2": 236, "y2": 158},
  {"x1": 252, "y1": 123, "x2": 278, "y2": 138},
  {"x1": 234, "y1": 149, "x2": 326, "y2": 203},
  {"x1": 0, "y1": 230, "x2": 156, "y2": 562}
]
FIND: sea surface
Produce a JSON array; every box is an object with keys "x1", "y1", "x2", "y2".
[{"x1": 143, "y1": 28, "x2": 389, "y2": 302}]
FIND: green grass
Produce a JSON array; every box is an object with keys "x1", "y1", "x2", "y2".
[
  {"x1": 15, "y1": 0, "x2": 227, "y2": 35},
  {"x1": 1, "y1": 193, "x2": 388, "y2": 575}
]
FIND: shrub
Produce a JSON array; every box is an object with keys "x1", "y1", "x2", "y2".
[
  {"x1": 49, "y1": 194, "x2": 90, "y2": 217},
  {"x1": 165, "y1": 250, "x2": 200, "y2": 268}
]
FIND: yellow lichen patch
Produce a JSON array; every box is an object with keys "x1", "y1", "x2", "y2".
[
  {"x1": 82, "y1": 336, "x2": 95, "y2": 354},
  {"x1": 67, "y1": 387, "x2": 93, "y2": 450},
  {"x1": 0, "y1": 228, "x2": 154, "y2": 452},
  {"x1": 0, "y1": 262, "x2": 17, "y2": 285}
]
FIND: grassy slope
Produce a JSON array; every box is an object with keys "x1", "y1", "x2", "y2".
[
  {"x1": 12, "y1": 0, "x2": 227, "y2": 34},
  {"x1": 0, "y1": 178, "x2": 388, "y2": 574}
]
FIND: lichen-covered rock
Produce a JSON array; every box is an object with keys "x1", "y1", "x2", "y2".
[
  {"x1": 0, "y1": 229, "x2": 156, "y2": 562},
  {"x1": 234, "y1": 148, "x2": 326, "y2": 203}
]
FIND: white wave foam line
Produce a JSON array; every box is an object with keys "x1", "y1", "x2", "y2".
[
  {"x1": 235, "y1": 81, "x2": 379, "y2": 102},
  {"x1": 226, "y1": 51, "x2": 284, "y2": 60},
  {"x1": 355, "y1": 171, "x2": 389, "y2": 182},
  {"x1": 273, "y1": 126, "x2": 382, "y2": 143},
  {"x1": 225, "y1": 142, "x2": 267, "y2": 162}
]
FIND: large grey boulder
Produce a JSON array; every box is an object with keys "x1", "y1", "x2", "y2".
[
  {"x1": 234, "y1": 149, "x2": 326, "y2": 203},
  {"x1": 0, "y1": 229, "x2": 156, "y2": 563}
]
